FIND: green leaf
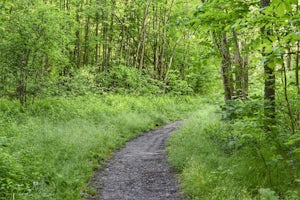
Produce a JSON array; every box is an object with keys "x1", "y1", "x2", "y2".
[{"x1": 276, "y1": 2, "x2": 286, "y2": 17}]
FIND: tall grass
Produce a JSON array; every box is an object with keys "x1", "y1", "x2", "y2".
[
  {"x1": 168, "y1": 103, "x2": 300, "y2": 200},
  {"x1": 167, "y1": 105, "x2": 255, "y2": 200},
  {"x1": 0, "y1": 94, "x2": 200, "y2": 199}
]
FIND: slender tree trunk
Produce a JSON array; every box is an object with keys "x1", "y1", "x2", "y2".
[
  {"x1": 233, "y1": 30, "x2": 243, "y2": 98},
  {"x1": 107, "y1": 0, "x2": 115, "y2": 68},
  {"x1": 261, "y1": 0, "x2": 276, "y2": 122},
  {"x1": 164, "y1": 36, "x2": 183, "y2": 82},
  {"x1": 264, "y1": 59, "x2": 276, "y2": 120},
  {"x1": 102, "y1": 0, "x2": 109, "y2": 72},
  {"x1": 212, "y1": 31, "x2": 234, "y2": 102},
  {"x1": 282, "y1": 55, "x2": 296, "y2": 134},
  {"x1": 296, "y1": 41, "x2": 300, "y2": 94},
  {"x1": 233, "y1": 30, "x2": 248, "y2": 100},
  {"x1": 106, "y1": 0, "x2": 115, "y2": 69},
  {"x1": 17, "y1": 49, "x2": 31, "y2": 106},
  {"x1": 295, "y1": 41, "x2": 300, "y2": 122},
  {"x1": 74, "y1": 3, "x2": 81, "y2": 67},
  {"x1": 153, "y1": 3, "x2": 159, "y2": 75},
  {"x1": 139, "y1": 2, "x2": 149, "y2": 70},
  {"x1": 158, "y1": 1, "x2": 168, "y2": 80},
  {"x1": 180, "y1": 34, "x2": 190, "y2": 79},
  {"x1": 135, "y1": 1, "x2": 150, "y2": 70},
  {"x1": 286, "y1": 47, "x2": 291, "y2": 71},
  {"x1": 95, "y1": 11, "x2": 100, "y2": 71},
  {"x1": 83, "y1": 7, "x2": 90, "y2": 66},
  {"x1": 66, "y1": 0, "x2": 69, "y2": 10},
  {"x1": 118, "y1": 0, "x2": 128, "y2": 64},
  {"x1": 243, "y1": 54, "x2": 249, "y2": 99}
]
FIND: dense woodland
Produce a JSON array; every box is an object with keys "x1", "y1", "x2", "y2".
[
  {"x1": 1, "y1": 0, "x2": 300, "y2": 199},
  {"x1": 0, "y1": 0, "x2": 212, "y2": 102}
]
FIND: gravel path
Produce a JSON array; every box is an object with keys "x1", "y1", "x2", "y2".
[{"x1": 87, "y1": 121, "x2": 183, "y2": 200}]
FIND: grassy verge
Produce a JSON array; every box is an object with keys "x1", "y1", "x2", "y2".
[
  {"x1": 167, "y1": 104, "x2": 300, "y2": 200},
  {"x1": 167, "y1": 105, "x2": 254, "y2": 200},
  {"x1": 0, "y1": 94, "x2": 200, "y2": 199},
  {"x1": 168, "y1": 105, "x2": 254, "y2": 200}
]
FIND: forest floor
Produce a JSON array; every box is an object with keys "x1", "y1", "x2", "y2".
[{"x1": 87, "y1": 121, "x2": 185, "y2": 200}]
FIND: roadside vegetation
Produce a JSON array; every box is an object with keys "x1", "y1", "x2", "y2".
[
  {"x1": 0, "y1": 94, "x2": 201, "y2": 199},
  {"x1": 168, "y1": 99, "x2": 300, "y2": 200}
]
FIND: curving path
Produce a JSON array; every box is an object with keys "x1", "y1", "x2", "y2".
[{"x1": 87, "y1": 121, "x2": 183, "y2": 200}]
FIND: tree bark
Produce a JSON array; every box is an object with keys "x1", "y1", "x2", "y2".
[
  {"x1": 296, "y1": 41, "x2": 300, "y2": 94},
  {"x1": 152, "y1": 2, "x2": 159, "y2": 76},
  {"x1": 102, "y1": 0, "x2": 109, "y2": 72},
  {"x1": 261, "y1": 0, "x2": 276, "y2": 121},
  {"x1": 83, "y1": 5, "x2": 90, "y2": 66},
  {"x1": 135, "y1": 1, "x2": 150, "y2": 70},
  {"x1": 158, "y1": 1, "x2": 168, "y2": 80},
  {"x1": 107, "y1": 0, "x2": 115, "y2": 69},
  {"x1": 164, "y1": 35, "x2": 183, "y2": 82},
  {"x1": 212, "y1": 31, "x2": 234, "y2": 102},
  {"x1": 233, "y1": 30, "x2": 248, "y2": 100},
  {"x1": 74, "y1": 2, "x2": 81, "y2": 67},
  {"x1": 95, "y1": 11, "x2": 100, "y2": 71}
]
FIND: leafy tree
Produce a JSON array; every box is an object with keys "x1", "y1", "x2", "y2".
[
  {"x1": 195, "y1": 0, "x2": 255, "y2": 102},
  {"x1": 0, "y1": 1, "x2": 72, "y2": 105}
]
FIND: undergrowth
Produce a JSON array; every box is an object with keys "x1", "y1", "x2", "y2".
[
  {"x1": 167, "y1": 103, "x2": 300, "y2": 200},
  {"x1": 0, "y1": 94, "x2": 200, "y2": 199}
]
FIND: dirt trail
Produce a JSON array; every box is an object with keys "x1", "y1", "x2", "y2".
[{"x1": 88, "y1": 121, "x2": 183, "y2": 200}]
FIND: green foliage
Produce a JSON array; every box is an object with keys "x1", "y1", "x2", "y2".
[
  {"x1": 168, "y1": 107, "x2": 254, "y2": 200},
  {"x1": 259, "y1": 188, "x2": 279, "y2": 200},
  {"x1": 0, "y1": 1, "x2": 73, "y2": 104},
  {"x1": 96, "y1": 65, "x2": 164, "y2": 95},
  {"x1": 168, "y1": 103, "x2": 300, "y2": 200},
  {"x1": 0, "y1": 147, "x2": 30, "y2": 198},
  {"x1": 166, "y1": 70, "x2": 193, "y2": 95},
  {"x1": 220, "y1": 97, "x2": 264, "y2": 120},
  {"x1": 0, "y1": 95, "x2": 200, "y2": 199}
]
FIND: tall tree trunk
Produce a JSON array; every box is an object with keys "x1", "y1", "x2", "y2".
[
  {"x1": 107, "y1": 0, "x2": 115, "y2": 69},
  {"x1": 152, "y1": 2, "x2": 159, "y2": 76},
  {"x1": 95, "y1": 11, "x2": 100, "y2": 71},
  {"x1": 282, "y1": 55, "x2": 296, "y2": 134},
  {"x1": 233, "y1": 30, "x2": 248, "y2": 100},
  {"x1": 83, "y1": 6, "x2": 90, "y2": 66},
  {"x1": 286, "y1": 47, "x2": 291, "y2": 71},
  {"x1": 139, "y1": 2, "x2": 149, "y2": 70},
  {"x1": 102, "y1": 0, "x2": 109, "y2": 72},
  {"x1": 17, "y1": 49, "x2": 31, "y2": 106},
  {"x1": 117, "y1": 0, "x2": 128, "y2": 65},
  {"x1": 74, "y1": 3, "x2": 81, "y2": 67},
  {"x1": 296, "y1": 41, "x2": 300, "y2": 94},
  {"x1": 295, "y1": 41, "x2": 300, "y2": 122},
  {"x1": 158, "y1": 1, "x2": 168, "y2": 80},
  {"x1": 135, "y1": 1, "x2": 150, "y2": 70},
  {"x1": 164, "y1": 36, "x2": 183, "y2": 82},
  {"x1": 233, "y1": 30, "x2": 243, "y2": 99},
  {"x1": 261, "y1": 0, "x2": 276, "y2": 122},
  {"x1": 243, "y1": 54, "x2": 249, "y2": 99},
  {"x1": 212, "y1": 31, "x2": 234, "y2": 102}
]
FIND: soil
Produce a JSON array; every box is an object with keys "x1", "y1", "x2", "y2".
[{"x1": 87, "y1": 121, "x2": 184, "y2": 200}]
